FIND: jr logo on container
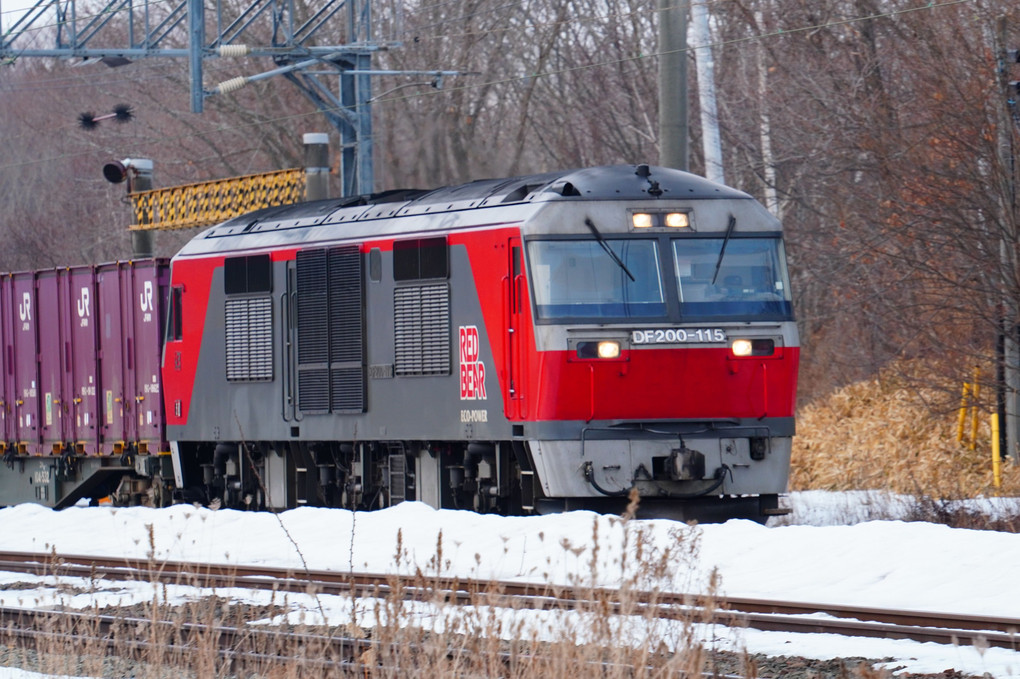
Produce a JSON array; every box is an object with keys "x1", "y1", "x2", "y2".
[
  {"x1": 140, "y1": 281, "x2": 154, "y2": 322},
  {"x1": 77, "y1": 287, "x2": 91, "y2": 327},
  {"x1": 18, "y1": 292, "x2": 31, "y2": 330},
  {"x1": 459, "y1": 325, "x2": 486, "y2": 400}
]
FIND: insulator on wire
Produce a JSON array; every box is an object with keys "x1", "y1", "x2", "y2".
[
  {"x1": 79, "y1": 104, "x2": 134, "y2": 130},
  {"x1": 219, "y1": 45, "x2": 251, "y2": 57},
  {"x1": 216, "y1": 76, "x2": 249, "y2": 94}
]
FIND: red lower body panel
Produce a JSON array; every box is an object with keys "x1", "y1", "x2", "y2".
[{"x1": 525, "y1": 347, "x2": 798, "y2": 422}]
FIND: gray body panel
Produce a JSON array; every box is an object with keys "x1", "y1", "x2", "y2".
[{"x1": 178, "y1": 244, "x2": 510, "y2": 444}]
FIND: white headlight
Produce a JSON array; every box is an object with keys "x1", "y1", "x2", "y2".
[
  {"x1": 597, "y1": 341, "x2": 621, "y2": 359},
  {"x1": 731, "y1": 339, "x2": 753, "y2": 357},
  {"x1": 632, "y1": 213, "x2": 653, "y2": 228},
  {"x1": 665, "y1": 212, "x2": 689, "y2": 228}
]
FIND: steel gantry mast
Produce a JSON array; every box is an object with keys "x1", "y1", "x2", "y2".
[{"x1": 0, "y1": 0, "x2": 462, "y2": 195}]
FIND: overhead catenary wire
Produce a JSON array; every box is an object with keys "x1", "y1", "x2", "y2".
[
  {"x1": 2, "y1": 0, "x2": 978, "y2": 108},
  {"x1": 0, "y1": 0, "x2": 979, "y2": 174},
  {"x1": 2, "y1": 0, "x2": 967, "y2": 87},
  {"x1": 0, "y1": 0, "x2": 976, "y2": 123}
]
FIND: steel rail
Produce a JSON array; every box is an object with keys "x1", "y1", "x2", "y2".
[
  {"x1": 0, "y1": 550, "x2": 1017, "y2": 650},
  {"x1": 0, "y1": 606, "x2": 699, "y2": 677},
  {"x1": 0, "y1": 606, "x2": 383, "y2": 674}
]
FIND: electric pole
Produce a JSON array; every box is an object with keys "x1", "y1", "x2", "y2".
[
  {"x1": 690, "y1": 0, "x2": 724, "y2": 185},
  {"x1": 658, "y1": 0, "x2": 689, "y2": 172},
  {"x1": 994, "y1": 16, "x2": 1020, "y2": 461}
]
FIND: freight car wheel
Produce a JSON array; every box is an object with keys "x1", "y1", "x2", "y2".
[{"x1": 148, "y1": 476, "x2": 170, "y2": 508}]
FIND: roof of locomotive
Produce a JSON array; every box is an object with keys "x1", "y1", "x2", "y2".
[{"x1": 193, "y1": 164, "x2": 748, "y2": 236}]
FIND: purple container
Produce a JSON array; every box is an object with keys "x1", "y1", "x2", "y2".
[
  {"x1": 64, "y1": 266, "x2": 100, "y2": 454},
  {"x1": 11, "y1": 272, "x2": 40, "y2": 454},
  {"x1": 0, "y1": 276, "x2": 12, "y2": 450},
  {"x1": 129, "y1": 262, "x2": 168, "y2": 451},
  {"x1": 37, "y1": 271, "x2": 64, "y2": 453},
  {"x1": 95, "y1": 260, "x2": 168, "y2": 454},
  {"x1": 96, "y1": 262, "x2": 130, "y2": 452},
  {"x1": 0, "y1": 260, "x2": 171, "y2": 458}
]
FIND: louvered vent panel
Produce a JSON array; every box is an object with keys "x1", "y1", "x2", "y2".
[
  {"x1": 328, "y1": 246, "x2": 363, "y2": 364},
  {"x1": 225, "y1": 297, "x2": 273, "y2": 382},
  {"x1": 420, "y1": 285, "x2": 451, "y2": 375},
  {"x1": 394, "y1": 285, "x2": 450, "y2": 376},
  {"x1": 224, "y1": 299, "x2": 248, "y2": 381},
  {"x1": 296, "y1": 249, "x2": 328, "y2": 365},
  {"x1": 394, "y1": 287, "x2": 423, "y2": 376},
  {"x1": 298, "y1": 368, "x2": 330, "y2": 412},
  {"x1": 297, "y1": 245, "x2": 366, "y2": 414},
  {"x1": 247, "y1": 298, "x2": 273, "y2": 379},
  {"x1": 331, "y1": 367, "x2": 364, "y2": 413}
]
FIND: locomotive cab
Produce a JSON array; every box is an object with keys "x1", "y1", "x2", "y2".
[{"x1": 512, "y1": 175, "x2": 798, "y2": 522}]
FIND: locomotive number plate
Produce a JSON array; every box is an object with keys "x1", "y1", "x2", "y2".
[{"x1": 631, "y1": 328, "x2": 727, "y2": 344}]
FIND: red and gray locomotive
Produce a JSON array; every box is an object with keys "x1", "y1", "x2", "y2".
[{"x1": 0, "y1": 164, "x2": 798, "y2": 522}]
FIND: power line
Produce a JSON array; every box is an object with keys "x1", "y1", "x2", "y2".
[
  {"x1": 2, "y1": 0, "x2": 973, "y2": 92},
  {"x1": 0, "y1": 0, "x2": 979, "y2": 174}
]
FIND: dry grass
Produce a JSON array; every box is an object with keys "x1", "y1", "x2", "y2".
[
  {"x1": 791, "y1": 359, "x2": 1020, "y2": 499},
  {"x1": 0, "y1": 504, "x2": 720, "y2": 678}
]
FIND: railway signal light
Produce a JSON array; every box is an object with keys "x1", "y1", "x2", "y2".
[{"x1": 102, "y1": 158, "x2": 152, "y2": 187}]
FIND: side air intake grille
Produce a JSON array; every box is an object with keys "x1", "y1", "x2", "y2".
[
  {"x1": 225, "y1": 297, "x2": 273, "y2": 382},
  {"x1": 296, "y1": 245, "x2": 365, "y2": 414},
  {"x1": 296, "y1": 249, "x2": 328, "y2": 365},
  {"x1": 298, "y1": 369, "x2": 330, "y2": 412},
  {"x1": 394, "y1": 284, "x2": 451, "y2": 376}
]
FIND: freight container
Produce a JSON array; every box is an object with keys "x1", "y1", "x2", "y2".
[
  {"x1": 64, "y1": 266, "x2": 101, "y2": 454},
  {"x1": 11, "y1": 272, "x2": 39, "y2": 454},
  {"x1": 0, "y1": 259, "x2": 170, "y2": 508}
]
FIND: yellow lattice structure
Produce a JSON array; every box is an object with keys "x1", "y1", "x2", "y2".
[{"x1": 128, "y1": 168, "x2": 305, "y2": 230}]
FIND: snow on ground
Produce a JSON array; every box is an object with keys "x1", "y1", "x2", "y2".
[{"x1": 1, "y1": 491, "x2": 1019, "y2": 677}]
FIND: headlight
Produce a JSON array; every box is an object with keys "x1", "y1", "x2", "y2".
[
  {"x1": 664, "y1": 212, "x2": 689, "y2": 228},
  {"x1": 630, "y1": 211, "x2": 691, "y2": 229},
  {"x1": 731, "y1": 339, "x2": 775, "y2": 357},
  {"x1": 632, "y1": 213, "x2": 654, "y2": 228},
  {"x1": 577, "y1": 340, "x2": 622, "y2": 359},
  {"x1": 732, "y1": 339, "x2": 753, "y2": 357}
]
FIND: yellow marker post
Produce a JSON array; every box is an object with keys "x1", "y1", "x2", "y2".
[
  {"x1": 957, "y1": 382, "x2": 970, "y2": 443},
  {"x1": 969, "y1": 379, "x2": 980, "y2": 451},
  {"x1": 992, "y1": 413, "x2": 1002, "y2": 490}
]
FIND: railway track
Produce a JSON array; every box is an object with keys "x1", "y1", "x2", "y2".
[
  {"x1": 0, "y1": 605, "x2": 369, "y2": 674},
  {"x1": 0, "y1": 550, "x2": 1016, "y2": 651}
]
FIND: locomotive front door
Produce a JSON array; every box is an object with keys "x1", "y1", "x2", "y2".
[{"x1": 506, "y1": 237, "x2": 527, "y2": 419}]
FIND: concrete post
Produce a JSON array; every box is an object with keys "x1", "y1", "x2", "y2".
[
  {"x1": 304, "y1": 133, "x2": 330, "y2": 201},
  {"x1": 658, "y1": 0, "x2": 688, "y2": 171},
  {"x1": 128, "y1": 159, "x2": 154, "y2": 259}
]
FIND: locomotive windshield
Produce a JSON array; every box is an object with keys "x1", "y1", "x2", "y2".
[
  {"x1": 528, "y1": 239, "x2": 666, "y2": 319},
  {"x1": 673, "y1": 237, "x2": 792, "y2": 319},
  {"x1": 527, "y1": 235, "x2": 793, "y2": 322}
]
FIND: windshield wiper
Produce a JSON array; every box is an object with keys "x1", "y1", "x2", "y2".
[
  {"x1": 585, "y1": 217, "x2": 635, "y2": 282},
  {"x1": 711, "y1": 214, "x2": 736, "y2": 285}
]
